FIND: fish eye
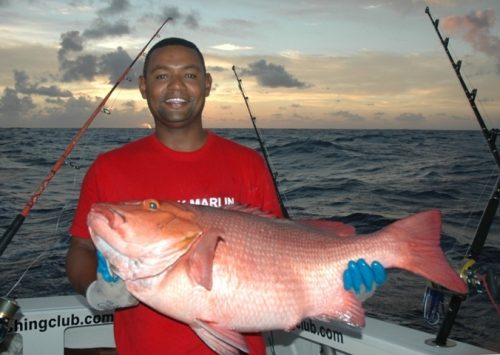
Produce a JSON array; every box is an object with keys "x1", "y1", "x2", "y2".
[{"x1": 143, "y1": 199, "x2": 160, "y2": 210}]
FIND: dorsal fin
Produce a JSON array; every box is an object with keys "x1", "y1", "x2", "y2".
[{"x1": 222, "y1": 204, "x2": 278, "y2": 219}]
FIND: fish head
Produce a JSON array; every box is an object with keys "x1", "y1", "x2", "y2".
[{"x1": 87, "y1": 199, "x2": 201, "y2": 280}]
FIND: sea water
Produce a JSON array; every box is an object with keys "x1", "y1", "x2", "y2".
[{"x1": 0, "y1": 128, "x2": 499, "y2": 351}]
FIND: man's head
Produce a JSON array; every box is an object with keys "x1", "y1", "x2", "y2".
[
  {"x1": 143, "y1": 37, "x2": 206, "y2": 77},
  {"x1": 139, "y1": 37, "x2": 212, "y2": 136}
]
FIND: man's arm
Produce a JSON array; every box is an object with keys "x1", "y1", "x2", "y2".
[{"x1": 66, "y1": 237, "x2": 97, "y2": 295}]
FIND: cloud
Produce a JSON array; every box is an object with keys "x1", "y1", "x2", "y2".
[
  {"x1": 58, "y1": 31, "x2": 84, "y2": 59},
  {"x1": 183, "y1": 11, "x2": 200, "y2": 29},
  {"x1": 141, "y1": 5, "x2": 200, "y2": 30},
  {"x1": 241, "y1": 59, "x2": 309, "y2": 88},
  {"x1": 82, "y1": 18, "x2": 131, "y2": 39},
  {"x1": 441, "y1": 9, "x2": 500, "y2": 73},
  {"x1": 395, "y1": 112, "x2": 426, "y2": 123},
  {"x1": 207, "y1": 65, "x2": 225, "y2": 73},
  {"x1": 331, "y1": 110, "x2": 365, "y2": 122},
  {"x1": 14, "y1": 70, "x2": 73, "y2": 97},
  {"x1": 0, "y1": 87, "x2": 35, "y2": 119},
  {"x1": 211, "y1": 43, "x2": 253, "y2": 51},
  {"x1": 98, "y1": 47, "x2": 137, "y2": 87},
  {"x1": 0, "y1": 86, "x2": 148, "y2": 128},
  {"x1": 57, "y1": 32, "x2": 138, "y2": 85},
  {"x1": 159, "y1": 5, "x2": 182, "y2": 21},
  {"x1": 59, "y1": 53, "x2": 98, "y2": 82},
  {"x1": 97, "y1": 0, "x2": 130, "y2": 16}
]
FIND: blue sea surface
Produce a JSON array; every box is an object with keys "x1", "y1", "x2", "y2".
[{"x1": 0, "y1": 128, "x2": 499, "y2": 351}]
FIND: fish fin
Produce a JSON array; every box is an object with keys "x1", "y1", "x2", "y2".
[
  {"x1": 187, "y1": 229, "x2": 223, "y2": 290},
  {"x1": 297, "y1": 220, "x2": 356, "y2": 237},
  {"x1": 223, "y1": 204, "x2": 278, "y2": 218},
  {"x1": 193, "y1": 319, "x2": 249, "y2": 354},
  {"x1": 381, "y1": 209, "x2": 467, "y2": 294},
  {"x1": 314, "y1": 291, "x2": 365, "y2": 327}
]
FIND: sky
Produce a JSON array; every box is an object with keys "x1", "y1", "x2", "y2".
[{"x1": 0, "y1": 0, "x2": 500, "y2": 130}]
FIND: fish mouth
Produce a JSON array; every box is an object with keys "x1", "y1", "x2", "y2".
[
  {"x1": 91, "y1": 230, "x2": 149, "y2": 281},
  {"x1": 90, "y1": 205, "x2": 127, "y2": 228},
  {"x1": 87, "y1": 209, "x2": 134, "y2": 279},
  {"x1": 93, "y1": 234, "x2": 193, "y2": 281}
]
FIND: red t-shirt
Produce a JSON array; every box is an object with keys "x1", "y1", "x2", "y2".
[{"x1": 70, "y1": 131, "x2": 283, "y2": 354}]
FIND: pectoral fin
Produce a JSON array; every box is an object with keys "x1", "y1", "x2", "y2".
[
  {"x1": 193, "y1": 319, "x2": 249, "y2": 354},
  {"x1": 187, "y1": 229, "x2": 223, "y2": 290}
]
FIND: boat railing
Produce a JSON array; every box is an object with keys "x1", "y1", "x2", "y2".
[
  {"x1": 3, "y1": 294, "x2": 491, "y2": 355},
  {"x1": 4, "y1": 295, "x2": 114, "y2": 355}
]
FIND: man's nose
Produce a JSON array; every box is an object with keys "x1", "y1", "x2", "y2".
[{"x1": 167, "y1": 74, "x2": 185, "y2": 89}]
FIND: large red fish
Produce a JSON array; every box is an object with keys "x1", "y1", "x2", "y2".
[{"x1": 87, "y1": 199, "x2": 467, "y2": 354}]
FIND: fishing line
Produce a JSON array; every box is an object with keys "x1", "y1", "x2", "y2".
[
  {"x1": 477, "y1": 273, "x2": 500, "y2": 314},
  {"x1": 103, "y1": 77, "x2": 127, "y2": 116},
  {"x1": 425, "y1": 7, "x2": 500, "y2": 346},
  {"x1": 231, "y1": 65, "x2": 291, "y2": 218},
  {"x1": 4, "y1": 112, "x2": 141, "y2": 298},
  {"x1": 446, "y1": 166, "x2": 497, "y2": 261},
  {"x1": 4, "y1": 194, "x2": 75, "y2": 298},
  {"x1": 446, "y1": 40, "x2": 499, "y2": 138},
  {"x1": 438, "y1": 31, "x2": 500, "y2": 251},
  {"x1": 1, "y1": 20, "x2": 173, "y2": 328},
  {"x1": 436, "y1": 28, "x2": 500, "y2": 257},
  {"x1": 3, "y1": 124, "x2": 111, "y2": 297}
]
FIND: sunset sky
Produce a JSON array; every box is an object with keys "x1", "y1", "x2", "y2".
[{"x1": 1, "y1": 0, "x2": 499, "y2": 129}]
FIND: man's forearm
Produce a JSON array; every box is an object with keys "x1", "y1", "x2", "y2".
[{"x1": 66, "y1": 237, "x2": 98, "y2": 295}]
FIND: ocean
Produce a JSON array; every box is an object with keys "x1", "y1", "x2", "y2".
[{"x1": 0, "y1": 127, "x2": 499, "y2": 352}]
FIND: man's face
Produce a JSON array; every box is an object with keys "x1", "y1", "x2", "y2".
[{"x1": 139, "y1": 45, "x2": 212, "y2": 130}]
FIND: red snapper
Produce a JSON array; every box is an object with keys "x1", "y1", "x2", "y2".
[{"x1": 87, "y1": 199, "x2": 467, "y2": 354}]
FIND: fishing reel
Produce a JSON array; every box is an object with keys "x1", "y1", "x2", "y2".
[
  {"x1": 460, "y1": 260, "x2": 497, "y2": 296},
  {"x1": 0, "y1": 297, "x2": 19, "y2": 344},
  {"x1": 422, "y1": 259, "x2": 500, "y2": 325}
]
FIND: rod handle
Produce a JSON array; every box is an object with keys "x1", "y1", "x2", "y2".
[{"x1": 0, "y1": 214, "x2": 25, "y2": 256}]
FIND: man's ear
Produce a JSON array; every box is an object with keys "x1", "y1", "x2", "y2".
[
  {"x1": 139, "y1": 76, "x2": 147, "y2": 99},
  {"x1": 205, "y1": 73, "x2": 212, "y2": 97}
]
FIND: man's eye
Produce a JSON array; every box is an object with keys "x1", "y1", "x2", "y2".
[
  {"x1": 156, "y1": 74, "x2": 168, "y2": 80},
  {"x1": 185, "y1": 73, "x2": 196, "y2": 79}
]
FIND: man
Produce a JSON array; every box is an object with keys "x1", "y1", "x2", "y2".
[{"x1": 66, "y1": 37, "x2": 385, "y2": 354}]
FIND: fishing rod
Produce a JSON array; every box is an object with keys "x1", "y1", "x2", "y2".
[
  {"x1": 425, "y1": 6, "x2": 500, "y2": 347},
  {"x1": 0, "y1": 17, "x2": 172, "y2": 258},
  {"x1": 232, "y1": 65, "x2": 289, "y2": 218}
]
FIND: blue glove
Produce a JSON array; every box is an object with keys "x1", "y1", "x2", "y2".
[
  {"x1": 85, "y1": 250, "x2": 138, "y2": 311},
  {"x1": 96, "y1": 250, "x2": 120, "y2": 283},
  {"x1": 343, "y1": 258, "x2": 386, "y2": 301}
]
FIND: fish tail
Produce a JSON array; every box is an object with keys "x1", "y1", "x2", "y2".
[{"x1": 379, "y1": 209, "x2": 467, "y2": 294}]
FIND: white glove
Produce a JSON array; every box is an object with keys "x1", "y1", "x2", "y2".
[{"x1": 85, "y1": 251, "x2": 139, "y2": 311}]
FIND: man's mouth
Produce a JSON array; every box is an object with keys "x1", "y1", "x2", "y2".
[{"x1": 165, "y1": 98, "x2": 188, "y2": 105}]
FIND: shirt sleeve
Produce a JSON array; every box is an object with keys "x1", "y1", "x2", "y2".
[{"x1": 69, "y1": 159, "x2": 101, "y2": 239}]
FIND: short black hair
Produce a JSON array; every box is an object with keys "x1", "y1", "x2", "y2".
[{"x1": 142, "y1": 37, "x2": 206, "y2": 77}]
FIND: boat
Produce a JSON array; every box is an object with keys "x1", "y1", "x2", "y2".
[{"x1": 0, "y1": 293, "x2": 493, "y2": 354}]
